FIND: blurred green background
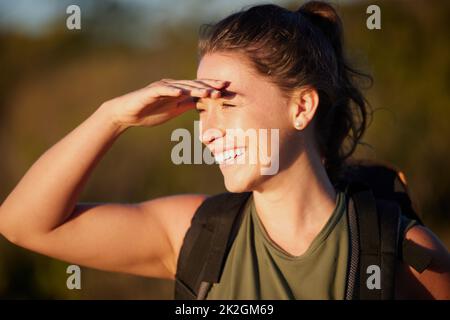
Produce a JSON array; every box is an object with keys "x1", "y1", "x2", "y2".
[{"x1": 0, "y1": 0, "x2": 449, "y2": 299}]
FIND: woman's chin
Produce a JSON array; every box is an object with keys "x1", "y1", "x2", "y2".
[{"x1": 221, "y1": 164, "x2": 259, "y2": 193}]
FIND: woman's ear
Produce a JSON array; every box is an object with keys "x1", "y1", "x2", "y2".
[{"x1": 290, "y1": 87, "x2": 319, "y2": 130}]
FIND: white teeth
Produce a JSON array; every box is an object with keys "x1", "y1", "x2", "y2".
[
  {"x1": 214, "y1": 153, "x2": 224, "y2": 163},
  {"x1": 214, "y1": 148, "x2": 245, "y2": 164}
]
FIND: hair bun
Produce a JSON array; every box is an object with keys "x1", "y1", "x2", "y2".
[
  {"x1": 296, "y1": 1, "x2": 343, "y2": 55},
  {"x1": 297, "y1": 1, "x2": 339, "y2": 24}
]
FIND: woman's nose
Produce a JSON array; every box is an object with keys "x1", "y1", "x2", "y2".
[{"x1": 199, "y1": 118, "x2": 225, "y2": 145}]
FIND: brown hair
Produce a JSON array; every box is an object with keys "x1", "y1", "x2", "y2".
[{"x1": 198, "y1": 1, "x2": 371, "y2": 180}]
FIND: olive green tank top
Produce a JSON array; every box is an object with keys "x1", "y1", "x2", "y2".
[{"x1": 206, "y1": 191, "x2": 349, "y2": 300}]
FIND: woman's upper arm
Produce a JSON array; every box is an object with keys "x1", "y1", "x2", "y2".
[
  {"x1": 135, "y1": 193, "x2": 209, "y2": 277},
  {"x1": 10, "y1": 194, "x2": 208, "y2": 280},
  {"x1": 395, "y1": 225, "x2": 450, "y2": 299}
]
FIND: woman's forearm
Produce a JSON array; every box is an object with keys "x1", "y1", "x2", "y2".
[
  {"x1": 0, "y1": 104, "x2": 127, "y2": 241},
  {"x1": 0, "y1": 78, "x2": 222, "y2": 243}
]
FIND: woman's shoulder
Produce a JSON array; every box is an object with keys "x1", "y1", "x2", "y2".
[
  {"x1": 395, "y1": 225, "x2": 450, "y2": 299},
  {"x1": 137, "y1": 193, "x2": 210, "y2": 275}
]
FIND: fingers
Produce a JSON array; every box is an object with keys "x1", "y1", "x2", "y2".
[
  {"x1": 174, "y1": 79, "x2": 229, "y2": 90},
  {"x1": 142, "y1": 84, "x2": 211, "y2": 103},
  {"x1": 147, "y1": 84, "x2": 207, "y2": 99},
  {"x1": 161, "y1": 78, "x2": 230, "y2": 99},
  {"x1": 170, "y1": 83, "x2": 220, "y2": 98},
  {"x1": 147, "y1": 84, "x2": 184, "y2": 98},
  {"x1": 141, "y1": 78, "x2": 231, "y2": 103},
  {"x1": 161, "y1": 78, "x2": 228, "y2": 89}
]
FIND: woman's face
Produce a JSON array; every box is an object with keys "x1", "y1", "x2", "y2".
[{"x1": 196, "y1": 52, "x2": 304, "y2": 192}]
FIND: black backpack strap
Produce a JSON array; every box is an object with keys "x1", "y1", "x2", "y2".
[
  {"x1": 174, "y1": 192, "x2": 251, "y2": 300},
  {"x1": 346, "y1": 186, "x2": 401, "y2": 300},
  {"x1": 377, "y1": 199, "x2": 401, "y2": 299}
]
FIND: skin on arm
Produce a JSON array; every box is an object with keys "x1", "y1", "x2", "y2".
[
  {"x1": 0, "y1": 78, "x2": 226, "y2": 280},
  {"x1": 16, "y1": 194, "x2": 207, "y2": 280},
  {"x1": 396, "y1": 225, "x2": 450, "y2": 299}
]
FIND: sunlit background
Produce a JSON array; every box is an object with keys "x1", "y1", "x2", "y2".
[{"x1": 0, "y1": 0, "x2": 449, "y2": 299}]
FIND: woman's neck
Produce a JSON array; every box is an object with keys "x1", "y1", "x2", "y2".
[{"x1": 252, "y1": 148, "x2": 337, "y2": 256}]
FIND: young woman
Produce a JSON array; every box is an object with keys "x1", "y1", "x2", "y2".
[{"x1": 0, "y1": 1, "x2": 449, "y2": 299}]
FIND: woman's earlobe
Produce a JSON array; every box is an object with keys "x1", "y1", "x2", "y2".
[{"x1": 294, "y1": 119, "x2": 304, "y2": 130}]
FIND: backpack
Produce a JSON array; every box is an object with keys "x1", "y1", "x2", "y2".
[{"x1": 174, "y1": 161, "x2": 432, "y2": 300}]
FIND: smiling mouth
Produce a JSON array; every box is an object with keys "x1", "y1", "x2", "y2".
[{"x1": 214, "y1": 147, "x2": 246, "y2": 165}]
